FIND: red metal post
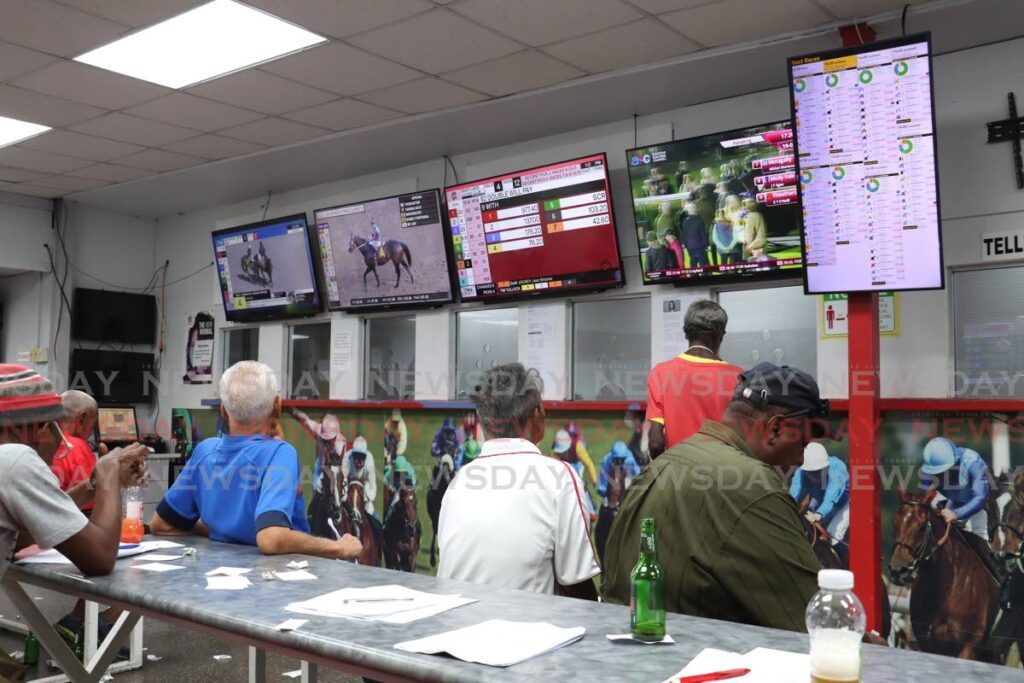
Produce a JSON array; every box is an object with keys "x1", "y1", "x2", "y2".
[{"x1": 847, "y1": 292, "x2": 882, "y2": 631}]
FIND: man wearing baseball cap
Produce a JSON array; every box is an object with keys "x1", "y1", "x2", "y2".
[
  {"x1": 603, "y1": 362, "x2": 834, "y2": 632},
  {"x1": 0, "y1": 364, "x2": 147, "y2": 577}
]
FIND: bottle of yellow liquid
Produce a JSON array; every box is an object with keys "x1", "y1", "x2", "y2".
[{"x1": 806, "y1": 570, "x2": 865, "y2": 683}]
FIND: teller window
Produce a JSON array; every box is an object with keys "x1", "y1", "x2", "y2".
[
  {"x1": 572, "y1": 298, "x2": 651, "y2": 401},
  {"x1": 223, "y1": 327, "x2": 259, "y2": 369},
  {"x1": 288, "y1": 322, "x2": 331, "y2": 399},
  {"x1": 716, "y1": 285, "x2": 817, "y2": 377},
  {"x1": 455, "y1": 308, "x2": 519, "y2": 399},
  {"x1": 365, "y1": 316, "x2": 416, "y2": 400},
  {"x1": 952, "y1": 265, "x2": 1024, "y2": 398}
]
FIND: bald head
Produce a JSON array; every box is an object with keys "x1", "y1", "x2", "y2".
[{"x1": 61, "y1": 390, "x2": 98, "y2": 440}]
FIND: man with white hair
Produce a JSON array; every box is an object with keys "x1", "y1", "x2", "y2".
[
  {"x1": 51, "y1": 390, "x2": 102, "y2": 513},
  {"x1": 150, "y1": 361, "x2": 361, "y2": 560}
]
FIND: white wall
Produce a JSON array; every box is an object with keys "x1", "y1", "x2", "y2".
[
  {"x1": 0, "y1": 197, "x2": 53, "y2": 371},
  {"x1": 113, "y1": 35, "x2": 1024, "y2": 426}
]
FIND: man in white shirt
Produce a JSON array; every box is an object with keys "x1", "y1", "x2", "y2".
[{"x1": 437, "y1": 363, "x2": 600, "y2": 599}]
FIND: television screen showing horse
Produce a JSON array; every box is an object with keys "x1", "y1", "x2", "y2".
[
  {"x1": 314, "y1": 190, "x2": 454, "y2": 311},
  {"x1": 212, "y1": 214, "x2": 321, "y2": 322}
]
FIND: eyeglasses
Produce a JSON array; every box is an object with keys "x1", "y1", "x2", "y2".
[{"x1": 46, "y1": 421, "x2": 73, "y2": 459}]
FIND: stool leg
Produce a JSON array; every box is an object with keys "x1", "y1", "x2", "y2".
[
  {"x1": 301, "y1": 660, "x2": 318, "y2": 683},
  {"x1": 248, "y1": 646, "x2": 267, "y2": 683}
]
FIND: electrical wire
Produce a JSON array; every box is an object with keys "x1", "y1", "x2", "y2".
[
  {"x1": 73, "y1": 261, "x2": 213, "y2": 292},
  {"x1": 261, "y1": 190, "x2": 272, "y2": 221},
  {"x1": 901, "y1": 3, "x2": 910, "y2": 35},
  {"x1": 444, "y1": 155, "x2": 459, "y2": 185},
  {"x1": 633, "y1": 114, "x2": 639, "y2": 148}
]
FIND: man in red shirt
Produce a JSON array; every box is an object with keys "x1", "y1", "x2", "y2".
[
  {"x1": 647, "y1": 300, "x2": 741, "y2": 458},
  {"x1": 52, "y1": 391, "x2": 103, "y2": 512}
]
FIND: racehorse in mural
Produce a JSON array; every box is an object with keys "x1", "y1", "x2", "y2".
[
  {"x1": 797, "y1": 495, "x2": 845, "y2": 570},
  {"x1": 989, "y1": 471, "x2": 1024, "y2": 666},
  {"x1": 307, "y1": 441, "x2": 344, "y2": 542},
  {"x1": 338, "y1": 481, "x2": 381, "y2": 567},
  {"x1": 384, "y1": 482, "x2": 421, "y2": 573},
  {"x1": 382, "y1": 420, "x2": 400, "y2": 512},
  {"x1": 348, "y1": 234, "x2": 414, "y2": 290},
  {"x1": 889, "y1": 487, "x2": 1000, "y2": 660},
  {"x1": 594, "y1": 462, "x2": 627, "y2": 565},
  {"x1": 427, "y1": 441, "x2": 456, "y2": 568}
]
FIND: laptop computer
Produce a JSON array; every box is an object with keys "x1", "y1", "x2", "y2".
[{"x1": 97, "y1": 406, "x2": 140, "y2": 448}]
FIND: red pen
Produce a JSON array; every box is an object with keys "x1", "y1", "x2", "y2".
[{"x1": 677, "y1": 668, "x2": 751, "y2": 683}]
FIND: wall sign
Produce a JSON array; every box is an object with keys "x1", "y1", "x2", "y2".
[
  {"x1": 183, "y1": 311, "x2": 215, "y2": 384},
  {"x1": 820, "y1": 292, "x2": 899, "y2": 338},
  {"x1": 981, "y1": 228, "x2": 1024, "y2": 262}
]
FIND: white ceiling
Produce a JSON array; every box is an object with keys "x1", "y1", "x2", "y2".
[{"x1": 0, "y1": 0, "x2": 1017, "y2": 215}]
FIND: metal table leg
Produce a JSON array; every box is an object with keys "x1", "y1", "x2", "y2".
[
  {"x1": 248, "y1": 646, "x2": 267, "y2": 683},
  {"x1": 301, "y1": 660, "x2": 318, "y2": 683}
]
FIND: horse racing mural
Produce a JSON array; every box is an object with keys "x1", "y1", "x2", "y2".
[{"x1": 172, "y1": 406, "x2": 1022, "y2": 668}]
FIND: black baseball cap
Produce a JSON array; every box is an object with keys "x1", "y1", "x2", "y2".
[{"x1": 733, "y1": 362, "x2": 835, "y2": 439}]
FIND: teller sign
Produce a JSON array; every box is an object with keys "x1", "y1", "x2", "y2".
[{"x1": 789, "y1": 33, "x2": 944, "y2": 294}]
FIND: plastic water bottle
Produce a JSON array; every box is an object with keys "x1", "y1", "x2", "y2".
[
  {"x1": 805, "y1": 569, "x2": 865, "y2": 683},
  {"x1": 121, "y1": 485, "x2": 145, "y2": 543}
]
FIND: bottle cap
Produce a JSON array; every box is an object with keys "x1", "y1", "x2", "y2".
[{"x1": 818, "y1": 569, "x2": 854, "y2": 591}]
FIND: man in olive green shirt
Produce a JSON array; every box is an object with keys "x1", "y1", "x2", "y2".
[{"x1": 603, "y1": 363, "x2": 833, "y2": 632}]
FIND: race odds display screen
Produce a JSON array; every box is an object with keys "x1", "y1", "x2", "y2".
[
  {"x1": 314, "y1": 190, "x2": 454, "y2": 311},
  {"x1": 446, "y1": 154, "x2": 623, "y2": 301},
  {"x1": 790, "y1": 34, "x2": 943, "y2": 294},
  {"x1": 212, "y1": 214, "x2": 320, "y2": 322},
  {"x1": 626, "y1": 121, "x2": 803, "y2": 285}
]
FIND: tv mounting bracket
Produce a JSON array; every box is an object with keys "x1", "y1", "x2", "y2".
[{"x1": 987, "y1": 92, "x2": 1024, "y2": 190}]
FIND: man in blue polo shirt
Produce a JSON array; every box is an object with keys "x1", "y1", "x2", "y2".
[{"x1": 150, "y1": 361, "x2": 361, "y2": 560}]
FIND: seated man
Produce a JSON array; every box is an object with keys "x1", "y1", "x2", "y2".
[
  {"x1": 437, "y1": 363, "x2": 600, "y2": 599},
  {"x1": 1, "y1": 365, "x2": 147, "y2": 574},
  {"x1": 52, "y1": 390, "x2": 103, "y2": 513},
  {"x1": 150, "y1": 361, "x2": 361, "y2": 561},
  {"x1": 603, "y1": 363, "x2": 831, "y2": 632}
]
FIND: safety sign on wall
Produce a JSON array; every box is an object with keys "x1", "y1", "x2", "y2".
[{"x1": 820, "y1": 292, "x2": 899, "y2": 338}]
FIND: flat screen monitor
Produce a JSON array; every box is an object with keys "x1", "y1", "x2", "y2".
[
  {"x1": 314, "y1": 190, "x2": 454, "y2": 311},
  {"x1": 72, "y1": 288, "x2": 157, "y2": 344},
  {"x1": 788, "y1": 33, "x2": 943, "y2": 294},
  {"x1": 445, "y1": 153, "x2": 624, "y2": 302},
  {"x1": 70, "y1": 349, "x2": 155, "y2": 405},
  {"x1": 212, "y1": 214, "x2": 321, "y2": 322},
  {"x1": 626, "y1": 121, "x2": 803, "y2": 286},
  {"x1": 98, "y1": 407, "x2": 139, "y2": 443}
]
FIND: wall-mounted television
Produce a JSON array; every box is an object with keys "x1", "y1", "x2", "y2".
[
  {"x1": 445, "y1": 153, "x2": 624, "y2": 302},
  {"x1": 314, "y1": 190, "x2": 454, "y2": 311},
  {"x1": 70, "y1": 349, "x2": 155, "y2": 405},
  {"x1": 72, "y1": 288, "x2": 157, "y2": 345},
  {"x1": 212, "y1": 214, "x2": 321, "y2": 323},
  {"x1": 625, "y1": 121, "x2": 803, "y2": 286},
  {"x1": 788, "y1": 33, "x2": 943, "y2": 294}
]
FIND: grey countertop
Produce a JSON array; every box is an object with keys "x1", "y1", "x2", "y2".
[{"x1": 8, "y1": 537, "x2": 1020, "y2": 682}]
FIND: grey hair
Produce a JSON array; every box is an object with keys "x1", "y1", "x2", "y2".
[
  {"x1": 219, "y1": 361, "x2": 279, "y2": 425},
  {"x1": 471, "y1": 363, "x2": 543, "y2": 439},
  {"x1": 684, "y1": 299, "x2": 728, "y2": 347},
  {"x1": 61, "y1": 390, "x2": 97, "y2": 418}
]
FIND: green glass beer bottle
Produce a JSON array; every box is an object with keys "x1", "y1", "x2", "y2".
[
  {"x1": 23, "y1": 632, "x2": 39, "y2": 666},
  {"x1": 630, "y1": 517, "x2": 666, "y2": 641}
]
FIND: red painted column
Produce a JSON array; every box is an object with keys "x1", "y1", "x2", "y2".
[{"x1": 847, "y1": 292, "x2": 882, "y2": 631}]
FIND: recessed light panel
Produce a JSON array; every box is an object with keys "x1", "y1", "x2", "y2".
[{"x1": 0, "y1": 116, "x2": 51, "y2": 149}]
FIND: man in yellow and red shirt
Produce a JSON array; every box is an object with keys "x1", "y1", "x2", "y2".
[
  {"x1": 647, "y1": 300, "x2": 741, "y2": 459},
  {"x1": 52, "y1": 391, "x2": 103, "y2": 513}
]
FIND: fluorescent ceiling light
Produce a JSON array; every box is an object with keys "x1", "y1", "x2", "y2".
[
  {"x1": 0, "y1": 115, "x2": 51, "y2": 149},
  {"x1": 74, "y1": 0, "x2": 327, "y2": 89}
]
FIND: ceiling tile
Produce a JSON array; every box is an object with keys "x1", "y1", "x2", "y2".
[
  {"x1": 71, "y1": 163, "x2": 151, "y2": 182},
  {"x1": 260, "y1": 42, "x2": 421, "y2": 96},
  {"x1": 32, "y1": 174, "x2": 108, "y2": 191},
  {"x1": 19, "y1": 130, "x2": 144, "y2": 161},
  {"x1": 113, "y1": 148, "x2": 205, "y2": 172},
  {"x1": 452, "y1": 0, "x2": 641, "y2": 46},
  {"x1": 283, "y1": 98, "x2": 401, "y2": 131},
  {"x1": 816, "y1": 0, "x2": 924, "y2": 17},
  {"x1": 162, "y1": 134, "x2": 266, "y2": 160},
  {"x1": 218, "y1": 117, "x2": 331, "y2": 147},
  {"x1": 624, "y1": 0, "x2": 719, "y2": 12},
  {"x1": 660, "y1": 0, "x2": 831, "y2": 46},
  {"x1": 0, "y1": 42, "x2": 58, "y2": 81},
  {"x1": 544, "y1": 19, "x2": 699, "y2": 72},
  {"x1": 52, "y1": 0, "x2": 206, "y2": 27},
  {"x1": 3, "y1": 184, "x2": 61, "y2": 198},
  {"x1": 359, "y1": 78, "x2": 485, "y2": 114},
  {"x1": 70, "y1": 113, "x2": 199, "y2": 146},
  {"x1": 443, "y1": 50, "x2": 585, "y2": 97},
  {"x1": 0, "y1": 0, "x2": 129, "y2": 57},
  {"x1": 245, "y1": 0, "x2": 433, "y2": 39},
  {"x1": 188, "y1": 70, "x2": 336, "y2": 115},
  {"x1": 12, "y1": 61, "x2": 171, "y2": 110},
  {"x1": 0, "y1": 85, "x2": 107, "y2": 128},
  {"x1": 0, "y1": 147, "x2": 93, "y2": 173},
  {"x1": 124, "y1": 94, "x2": 264, "y2": 132},
  {"x1": 0, "y1": 166, "x2": 46, "y2": 182},
  {"x1": 348, "y1": 9, "x2": 522, "y2": 73}
]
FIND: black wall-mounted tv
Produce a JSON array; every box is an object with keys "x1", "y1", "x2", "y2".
[
  {"x1": 72, "y1": 288, "x2": 157, "y2": 345},
  {"x1": 70, "y1": 349, "x2": 156, "y2": 405}
]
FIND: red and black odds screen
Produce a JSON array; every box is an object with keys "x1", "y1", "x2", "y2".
[{"x1": 446, "y1": 154, "x2": 624, "y2": 301}]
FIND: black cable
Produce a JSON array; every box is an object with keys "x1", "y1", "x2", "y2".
[
  {"x1": 444, "y1": 155, "x2": 459, "y2": 184},
  {"x1": 44, "y1": 244, "x2": 73, "y2": 354},
  {"x1": 73, "y1": 261, "x2": 213, "y2": 292},
  {"x1": 442, "y1": 154, "x2": 448, "y2": 190},
  {"x1": 262, "y1": 191, "x2": 272, "y2": 221},
  {"x1": 901, "y1": 3, "x2": 909, "y2": 36},
  {"x1": 634, "y1": 114, "x2": 639, "y2": 148}
]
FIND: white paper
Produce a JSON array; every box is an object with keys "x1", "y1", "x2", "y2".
[
  {"x1": 275, "y1": 619, "x2": 308, "y2": 632},
  {"x1": 286, "y1": 560, "x2": 309, "y2": 569},
  {"x1": 213, "y1": 654, "x2": 232, "y2": 662},
  {"x1": 146, "y1": 654, "x2": 162, "y2": 662},
  {"x1": 374, "y1": 595, "x2": 478, "y2": 625},
  {"x1": 660, "y1": 296, "x2": 687, "y2": 360},
  {"x1": 16, "y1": 540, "x2": 184, "y2": 565},
  {"x1": 206, "y1": 567, "x2": 252, "y2": 577},
  {"x1": 206, "y1": 576, "x2": 251, "y2": 590},
  {"x1": 137, "y1": 554, "x2": 183, "y2": 562},
  {"x1": 282, "y1": 670, "x2": 302, "y2": 679},
  {"x1": 669, "y1": 647, "x2": 809, "y2": 683},
  {"x1": 285, "y1": 585, "x2": 474, "y2": 623},
  {"x1": 274, "y1": 570, "x2": 317, "y2": 582},
  {"x1": 606, "y1": 633, "x2": 675, "y2": 645},
  {"x1": 134, "y1": 562, "x2": 186, "y2": 573},
  {"x1": 522, "y1": 305, "x2": 566, "y2": 399},
  {"x1": 330, "y1": 329, "x2": 353, "y2": 375},
  {"x1": 395, "y1": 619, "x2": 585, "y2": 668}
]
